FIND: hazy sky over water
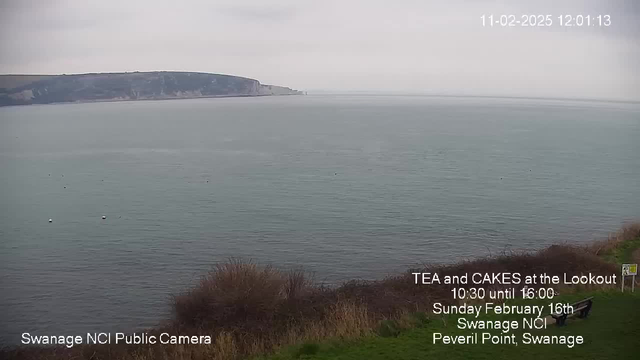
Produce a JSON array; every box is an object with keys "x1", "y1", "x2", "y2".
[{"x1": 1, "y1": 0, "x2": 638, "y2": 100}]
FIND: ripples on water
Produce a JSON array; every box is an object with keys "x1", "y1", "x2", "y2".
[{"x1": 0, "y1": 95, "x2": 638, "y2": 344}]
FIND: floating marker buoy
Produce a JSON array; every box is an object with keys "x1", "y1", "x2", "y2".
[
  {"x1": 49, "y1": 219, "x2": 52, "y2": 223},
  {"x1": 102, "y1": 215, "x2": 106, "y2": 220}
]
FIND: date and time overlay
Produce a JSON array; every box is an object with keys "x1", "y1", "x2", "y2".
[{"x1": 480, "y1": 14, "x2": 611, "y2": 27}]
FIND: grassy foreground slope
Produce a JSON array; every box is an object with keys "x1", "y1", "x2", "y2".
[
  {"x1": 2, "y1": 223, "x2": 639, "y2": 360},
  {"x1": 266, "y1": 225, "x2": 640, "y2": 360},
  {"x1": 267, "y1": 291, "x2": 639, "y2": 360},
  {"x1": 0, "y1": 75, "x2": 55, "y2": 89}
]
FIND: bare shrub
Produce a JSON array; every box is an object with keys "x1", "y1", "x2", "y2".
[
  {"x1": 173, "y1": 259, "x2": 286, "y2": 329},
  {"x1": 284, "y1": 268, "x2": 314, "y2": 301},
  {"x1": 212, "y1": 332, "x2": 238, "y2": 360}
]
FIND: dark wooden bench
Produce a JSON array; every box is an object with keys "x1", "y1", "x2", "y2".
[{"x1": 550, "y1": 297, "x2": 593, "y2": 326}]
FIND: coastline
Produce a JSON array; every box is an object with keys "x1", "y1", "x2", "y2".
[{"x1": 0, "y1": 92, "x2": 305, "y2": 109}]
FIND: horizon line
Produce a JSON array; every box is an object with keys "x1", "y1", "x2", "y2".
[{"x1": 305, "y1": 91, "x2": 640, "y2": 105}]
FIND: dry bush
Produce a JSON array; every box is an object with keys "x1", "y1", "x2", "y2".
[
  {"x1": 212, "y1": 332, "x2": 238, "y2": 360},
  {"x1": 173, "y1": 259, "x2": 286, "y2": 329},
  {"x1": 276, "y1": 300, "x2": 373, "y2": 347},
  {"x1": 284, "y1": 268, "x2": 314, "y2": 301},
  {"x1": 326, "y1": 300, "x2": 373, "y2": 339}
]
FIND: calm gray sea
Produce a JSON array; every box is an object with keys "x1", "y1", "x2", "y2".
[{"x1": 0, "y1": 95, "x2": 639, "y2": 344}]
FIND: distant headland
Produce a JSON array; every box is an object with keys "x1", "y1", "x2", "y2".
[{"x1": 0, "y1": 71, "x2": 304, "y2": 107}]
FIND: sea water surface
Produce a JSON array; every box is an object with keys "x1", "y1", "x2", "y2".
[{"x1": 0, "y1": 95, "x2": 639, "y2": 344}]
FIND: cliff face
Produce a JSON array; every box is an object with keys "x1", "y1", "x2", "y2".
[
  {"x1": 0, "y1": 72, "x2": 302, "y2": 106},
  {"x1": 258, "y1": 84, "x2": 303, "y2": 96}
]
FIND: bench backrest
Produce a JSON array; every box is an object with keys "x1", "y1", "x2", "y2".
[{"x1": 570, "y1": 297, "x2": 593, "y2": 308}]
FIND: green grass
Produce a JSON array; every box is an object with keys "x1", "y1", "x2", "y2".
[
  {"x1": 265, "y1": 236, "x2": 640, "y2": 360},
  {"x1": 600, "y1": 236, "x2": 640, "y2": 264},
  {"x1": 0, "y1": 75, "x2": 55, "y2": 89},
  {"x1": 266, "y1": 291, "x2": 640, "y2": 360}
]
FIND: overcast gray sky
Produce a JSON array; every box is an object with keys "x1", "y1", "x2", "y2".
[{"x1": 1, "y1": 0, "x2": 638, "y2": 100}]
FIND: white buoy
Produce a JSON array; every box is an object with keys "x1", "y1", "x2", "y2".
[
  {"x1": 102, "y1": 215, "x2": 106, "y2": 220},
  {"x1": 49, "y1": 219, "x2": 52, "y2": 223}
]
